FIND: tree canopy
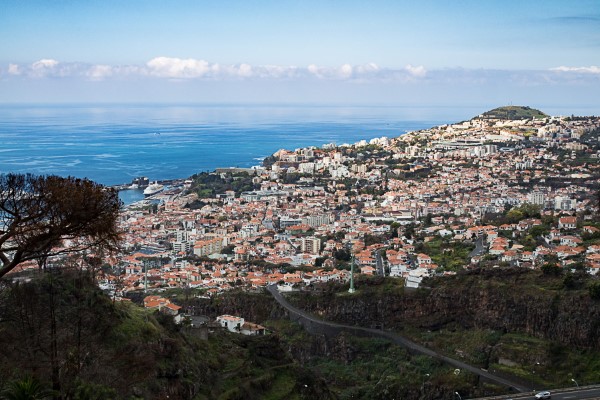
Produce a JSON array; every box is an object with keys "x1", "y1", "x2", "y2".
[{"x1": 0, "y1": 174, "x2": 121, "y2": 279}]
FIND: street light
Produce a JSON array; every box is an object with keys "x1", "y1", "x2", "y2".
[
  {"x1": 571, "y1": 378, "x2": 579, "y2": 388},
  {"x1": 455, "y1": 392, "x2": 462, "y2": 400}
]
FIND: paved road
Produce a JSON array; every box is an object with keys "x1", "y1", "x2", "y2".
[
  {"x1": 474, "y1": 386, "x2": 600, "y2": 400},
  {"x1": 469, "y1": 236, "x2": 486, "y2": 258},
  {"x1": 375, "y1": 249, "x2": 385, "y2": 276},
  {"x1": 267, "y1": 285, "x2": 530, "y2": 393}
]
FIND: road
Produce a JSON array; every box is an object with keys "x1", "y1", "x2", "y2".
[
  {"x1": 469, "y1": 236, "x2": 486, "y2": 258},
  {"x1": 375, "y1": 249, "x2": 386, "y2": 276},
  {"x1": 267, "y1": 285, "x2": 530, "y2": 394},
  {"x1": 473, "y1": 386, "x2": 600, "y2": 400}
]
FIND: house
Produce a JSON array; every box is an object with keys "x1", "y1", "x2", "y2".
[
  {"x1": 558, "y1": 217, "x2": 577, "y2": 230},
  {"x1": 560, "y1": 236, "x2": 583, "y2": 247},
  {"x1": 360, "y1": 265, "x2": 376, "y2": 275},
  {"x1": 143, "y1": 295, "x2": 183, "y2": 322},
  {"x1": 405, "y1": 268, "x2": 430, "y2": 288},
  {"x1": 583, "y1": 226, "x2": 600, "y2": 235},
  {"x1": 216, "y1": 315, "x2": 244, "y2": 332},
  {"x1": 216, "y1": 315, "x2": 266, "y2": 336},
  {"x1": 417, "y1": 253, "x2": 432, "y2": 266},
  {"x1": 240, "y1": 321, "x2": 266, "y2": 336}
]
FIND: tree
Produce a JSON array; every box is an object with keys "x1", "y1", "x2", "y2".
[
  {"x1": 0, "y1": 376, "x2": 54, "y2": 400},
  {"x1": 590, "y1": 282, "x2": 600, "y2": 300},
  {"x1": 0, "y1": 174, "x2": 121, "y2": 279}
]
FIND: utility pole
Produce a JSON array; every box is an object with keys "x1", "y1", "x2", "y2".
[
  {"x1": 348, "y1": 255, "x2": 356, "y2": 293},
  {"x1": 144, "y1": 259, "x2": 148, "y2": 293}
]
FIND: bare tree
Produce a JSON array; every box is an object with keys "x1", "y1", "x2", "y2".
[{"x1": 0, "y1": 174, "x2": 121, "y2": 279}]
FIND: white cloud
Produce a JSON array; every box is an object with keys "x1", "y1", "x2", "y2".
[
  {"x1": 405, "y1": 64, "x2": 427, "y2": 77},
  {"x1": 339, "y1": 64, "x2": 353, "y2": 79},
  {"x1": 146, "y1": 57, "x2": 212, "y2": 78},
  {"x1": 30, "y1": 59, "x2": 60, "y2": 77},
  {"x1": 7, "y1": 64, "x2": 21, "y2": 75},
  {"x1": 550, "y1": 66, "x2": 600, "y2": 74},
  {"x1": 10, "y1": 58, "x2": 599, "y2": 88},
  {"x1": 257, "y1": 64, "x2": 299, "y2": 79},
  {"x1": 32, "y1": 59, "x2": 59, "y2": 69},
  {"x1": 237, "y1": 63, "x2": 253, "y2": 77},
  {"x1": 307, "y1": 63, "x2": 382, "y2": 80},
  {"x1": 355, "y1": 63, "x2": 379, "y2": 74},
  {"x1": 86, "y1": 65, "x2": 114, "y2": 80}
]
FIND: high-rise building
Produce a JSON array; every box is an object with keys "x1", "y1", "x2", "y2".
[
  {"x1": 301, "y1": 237, "x2": 321, "y2": 255},
  {"x1": 528, "y1": 191, "x2": 545, "y2": 206}
]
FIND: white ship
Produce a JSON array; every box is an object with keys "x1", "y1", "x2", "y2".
[{"x1": 143, "y1": 182, "x2": 164, "y2": 197}]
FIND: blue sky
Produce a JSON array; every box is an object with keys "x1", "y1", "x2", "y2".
[{"x1": 1, "y1": 0, "x2": 599, "y2": 110}]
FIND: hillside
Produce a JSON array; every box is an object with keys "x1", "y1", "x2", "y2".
[
  {"x1": 0, "y1": 271, "x2": 333, "y2": 400},
  {"x1": 282, "y1": 269, "x2": 600, "y2": 390},
  {"x1": 479, "y1": 105, "x2": 548, "y2": 120}
]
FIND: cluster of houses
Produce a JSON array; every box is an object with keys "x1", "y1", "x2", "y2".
[{"x1": 7, "y1": 113, "x2": 573, "y2": 305}]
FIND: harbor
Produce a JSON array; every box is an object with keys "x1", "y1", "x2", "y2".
[{"x1": 113, "y1": 177, "x2": 193, "y2": 205}]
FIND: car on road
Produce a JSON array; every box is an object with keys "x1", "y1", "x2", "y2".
[{"x1": 535, "y1": 391, "x2": 551, "y2": 399}]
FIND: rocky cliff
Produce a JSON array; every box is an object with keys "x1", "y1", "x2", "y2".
[{"x1": 289, "y1": 268, "x2": 600, "y2": 349}]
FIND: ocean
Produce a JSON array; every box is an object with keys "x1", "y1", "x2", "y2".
[{"x1": 0, "y1": 104, "x2": 521, "y2": 204}]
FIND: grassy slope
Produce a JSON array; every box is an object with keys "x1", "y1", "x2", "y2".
[
  {"x1": 481, "y1": 106, "x2": 548, "y2": 120},
  {"x1": 0, "y1": 271, "x2": 332, "y2": 400}
]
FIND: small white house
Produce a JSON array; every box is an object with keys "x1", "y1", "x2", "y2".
[
  {"x1": 405, "y1": 268, "x2": 430, "y2": 288},
  {"x1": 216, "y1": 315, "x2": 266, "y2": 336},
  {"x1": 216, "y1": 315, "x2": 244, "y2": 333}
]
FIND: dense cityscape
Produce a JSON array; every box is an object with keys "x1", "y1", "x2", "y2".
[{"x1": 43, "y1": 106, "x2": 597, "y2": 303}]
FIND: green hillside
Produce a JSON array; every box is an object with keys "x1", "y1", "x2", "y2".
[
  {"x1": 480, "y1": 106, "x2": 548, "y2": 120},
  {"x1": 0, "y1": 271, "x2": 333, "y2": 400}
]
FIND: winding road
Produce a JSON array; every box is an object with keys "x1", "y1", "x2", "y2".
[{"x1": 267, "y1": 284, "x2": 530, "y2": 393}]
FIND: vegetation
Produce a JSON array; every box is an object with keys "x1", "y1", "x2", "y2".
[
  {"x1": 190, "y1": 171, "x2": 259, "y2": 199},
  {"x1": 0, "y1": 174, "x2": 121, "y2": 279},
  {"x1": 480, "y1": 106, "x2": 548, "y2": 120},
  {"x1": 0, "y1": 270, "x2": 332, "y2": 399},
  {"x1": 283, "y1": 268, "x2": 600, "y2": 394},
  {"x1": 416, "y1": 237, "x2": 475, "y2": 271}
]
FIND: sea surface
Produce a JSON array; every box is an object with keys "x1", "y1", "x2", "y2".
[{"x1": 0, "y1": 103, "x2": 569, "y2": 204}]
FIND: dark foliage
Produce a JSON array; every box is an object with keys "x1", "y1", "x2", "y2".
[{"x1": 0, "y1": 174, "x2": 121, "y2": 279}]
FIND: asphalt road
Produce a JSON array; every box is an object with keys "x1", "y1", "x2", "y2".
[
  {"x1": 267, "y1": 285, "x2": 530, "y2": 393},
  {"x1": 375, "y1": 249, "x2": 385, "y2": 276},
  {"x1": 469, "y1": 236, "x2": 486, "y2": 258},
  {"x1": 475, "y1": 386, "x2": 600, "y2": 400}
]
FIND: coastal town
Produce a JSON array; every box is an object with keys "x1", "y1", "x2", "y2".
[{"x1": 16, "y1": 107, "x2": 600, "y2": 311}]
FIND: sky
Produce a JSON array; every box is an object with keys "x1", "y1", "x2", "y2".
[{"x1": 1, "y1": 0, "x2": 599, "y2": 110}]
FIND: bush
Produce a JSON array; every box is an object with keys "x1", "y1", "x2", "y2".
[
  {"x1": 589, "y1": 282, "x2": 600, "y2": 300},
  {"x1": 541, "y1": 263, "x2": 562, "y2": 276}
]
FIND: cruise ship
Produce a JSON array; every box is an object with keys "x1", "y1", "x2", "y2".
[{"x1": 143, "y1": 182, "x2": 164, "y2": 197}]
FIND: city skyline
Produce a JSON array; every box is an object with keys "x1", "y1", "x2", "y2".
[{"x1": 1, "y1": 0, "x2": 599, "y2": 109}]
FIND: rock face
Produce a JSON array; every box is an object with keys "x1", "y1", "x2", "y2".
[
  {"x1": 292, "y1": 269, "x2": 600, "y2": 349},
  {"x1": 191, "y1": 290, "x2": 286, "y2": 322}
]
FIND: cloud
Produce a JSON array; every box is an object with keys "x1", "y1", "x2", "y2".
[
  {"x1": 86, "y1": 65, "x2": 114, "y2": 80},
  {"x1": 146, "y1": 57, "x2": 213, "y2": 78},
  {"x1": 7, "y1": 64, "x2": 21, "y2": 75},
  {"x1": 237, "y1": 63, "x2": 253, "y2": 78},
  {"x1": 550, "y1": 66, "x2": 600, "y2": 74},
  {"x1": 307, "y1": 62, "x2": 384, "y2": 80},
  {"x1": 339, "y1": 64, "x2": 353, "y2": 79},
  {"x1": 355, "y1": 62, "x2": 379, "y2": 74},
  {"x1": 4, "y1": 58, "x2": 599, "y2": 89},
  {"x1": 405, "y1": 64, "x2": 427, "y2": 78},
  {"x1": 30, "y1": 59, "x2": 60, "y2": 77}
]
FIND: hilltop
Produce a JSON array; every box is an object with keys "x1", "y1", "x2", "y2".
[{"x1": 479, "y1": 105, "x2": 548, "y2": 120}]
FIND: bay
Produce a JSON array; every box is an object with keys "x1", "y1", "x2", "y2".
[{"x1": 0, "y1": 104, "x2": 479, "y2": 187}]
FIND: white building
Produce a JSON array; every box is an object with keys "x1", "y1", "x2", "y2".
[{"x1": 301, "y1": 237, "x2": 321, "y2": 255}]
